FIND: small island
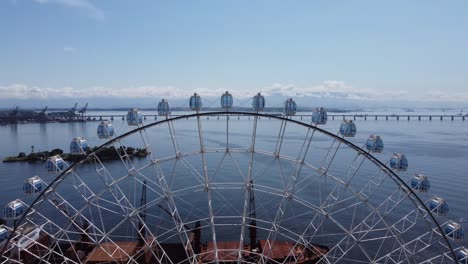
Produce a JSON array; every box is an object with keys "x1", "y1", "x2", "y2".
[{"x1": 3, "y1": 146, "x2": 148, "y2": 163}]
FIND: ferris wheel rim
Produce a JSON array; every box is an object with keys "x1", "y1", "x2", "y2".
[{"x1": 0, "y1": 111, "x2": 458, "y2": 263}]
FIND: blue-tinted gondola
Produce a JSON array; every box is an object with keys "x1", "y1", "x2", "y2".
[
  {"x1": 390, "y1": 153, "x2": 408, "y2": 171},
  {"x1": 365, "y1": 135, "x2": 384, "y2": 153},
  {"x1": 221, "y1": 91, "x2": 233, "y2": 109},
  {"x1": 284, "y1": 98, "x2": 297, "y2": 116},
  {"x1": 23, "y1": 176, "x2": 42, "y2": 195},
  {"x1": 429, "y1": 196, "x2": 449, "y2": 216},
  {"x1": 457, "y1": 247, "x2": 468, "y2": 264},
  {"x1": 157, "y1": 99, "x2": 170, "y2": 116},
  {"x1": 70, "y1": 137, "x2": 88, "y2": 155},
  {"x1": 411, "y1": 173, "x2": 430, "y2": 192},
  {"x1": 190, "y1": 93, "x2": 202, "y2": 111},
  {"x1": 97, "y1": 121, "x2": 114, "y2": 139},
  {"x1": 45, "y1": 155, "x2": 65, "y2": 173},
  {"x1": 445, "y1": 221, "x2": 464, "y2": 240},
  {"x1": 4, "y1": 200, "x2": 24, "y2": 219},
  {"x1": 339, "y1": 120, "x2": 357, "y2": 137},
  {"x1": 0, "y1": 227, "x2": 7, "y2": 243},
  {"x1": 127, "y1": 108, "x2": 143, "y2": 126},
  {"x1": 252, "y1": 93, "x2": 265, "y2": 112},
  {"x1": 312, "y1": 107, "x2": 327, "y2": 125}
]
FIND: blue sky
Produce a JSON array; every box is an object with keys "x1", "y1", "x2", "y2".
[{"x1": 1, "y1": 0, "x2": 467, "y2": 108}]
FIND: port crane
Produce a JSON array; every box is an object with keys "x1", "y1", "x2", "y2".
[
  {"x1": 78, "y1": 103, "x2": 88, "y2": 120},
  {"x1": 68, "y1": 103, "x2": 78, "y2": 120}
]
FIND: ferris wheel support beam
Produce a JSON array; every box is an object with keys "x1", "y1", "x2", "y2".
[
  {"x1": 195, "y1": 112, "x2": 219, "y2": 263},
  {"x1": 238, "y1": 113, "x2": 260, "y2": 263},
  {"x1": 89, "y1": 154, "x2": 175, "y2": 263},
  {"x1": 261, "y1": 125, "x2": 317, "y2": 264}
]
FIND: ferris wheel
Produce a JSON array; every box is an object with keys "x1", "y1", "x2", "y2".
[{"x1": 0, "y1": 92, "x2": 465, "y2": 264}]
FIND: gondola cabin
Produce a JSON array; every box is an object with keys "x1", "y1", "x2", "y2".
[
  {"x1": 312, "y1": 107, "x2": 327, "y2": 125},
  {"x1": 365, "y1": 135, "x2": 384, "y2": 153},
  {"x1": 157, "y1": 99, "x2": 170, "y2": 116},
  {"x1": 457, "y1": 247, "x2": 468, "y2": 264},
  {"x1": 4, "y1": 200, "x2": 24, "y2": 219},
  {"x1": 45, "y1": 155, "x2": 65, "y2": 173},
  {"x1": 445, "y1": 221, "x2": 464, "y2": 241},
  {"x1": 252, "y1": 93, "x2": 265, "y2": 112},
  {"x1": 23, "y1": 176, "x2": 42, "y2": 195},
  {"x1": 411, "y1": 174, "x2": 430, "y2": 192},
  {"x1": 221, "y1": 91, "x2": 233, "y2": 109},
  {"x1": 339, "y1": 120, "x2": 357, "y2": 137},
  {"x1": 390, "y1": 153, "x2": 408, "y2": 171},
  {"x1": 70, "y1": 137, "x2": 88, "y2": 155},
  {"x1": 284, "y1": 98, "x2": 297, "y2": 116},
  {"x1": 0, "y1": 227, "x2": 7, "y2": 243},
  {"x1": 429, "y1": 196, "x2": 449, "y2": 216},
  {"x1": 190, "y1": 93, "x2": 202, "y2": 111},
  {"x1": 127, "y1": 109, "x2": 143, "y2": 126},
  {"x1": 97, "y1": 121, "x2": 114, "y2": 139}
]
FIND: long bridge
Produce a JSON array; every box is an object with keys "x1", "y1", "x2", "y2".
[{"x1": 85, "y1": 113, "x2": 467, "y2": 122}]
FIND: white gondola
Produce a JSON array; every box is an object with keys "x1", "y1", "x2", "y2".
[
  {"x1": 190, "y1": 93, "x2": 202, "y2": 111},
  {"x1": 411, "y1": 173, "x2": 430, "y2": 192},
  {"x1": 429, "y1": 196, "x2": 449, "y2": 216},
  {"x1": 45, "y1": 155, "x2": 65, "y2": 173},
  {"x1": 70, "y1": 137, "x2": 88, "y2": 155},
  {"x1": 365, "y1": 135, "x2": 384, "y2": 153},
  {"x1": 457, "y1": 247, "x2": 468, "y2": 264},
  {"x1": 284, "y1": 98, "x2": 297, "y2": 116},
  {"x1": 221, "y1": 91, "x2": 233, "y2": 109},
  {"x1": 339, "y1": 120, "x2": 357, "y2": 137},
  {"x1": 0, "y1": 226, "x2": 7, "y2": 243},
  {"x1": 157, "y1": 99, "x2": 170, "y2": 116},
  {"x1": 390, "y1": 153, "x2": 408, "y2": 171},
  {"x1": 445, "y1": 221, "x2": 464, "y2": 241},
  {"x1": 127, "y1": 108, "x2": 143, "y2": 126},
  {"x1": 23, "y1": 176, "x2": 42, "y2": 195},
  {"x1": 4, "y1": 200, "x2": 24, "y2": 219},
  {"x1": 97, "y1": 121, "x2": 114, "y2": 139},
  {"x1": 252, "y1": 92, "x2": 265, "y2": 112},
  {"x1": 312, "y1": 107, "x2": 327, "y2": 125}
]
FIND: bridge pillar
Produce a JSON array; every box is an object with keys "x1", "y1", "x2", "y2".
[
  {"x1": 353, "y1": 115, "x2": 356, "y2": 121},
  {"x1": 144, "y1": 116, "x2": 147, "y2": 120},
  {"x1": 451, "y1": 116, "x2": 454, "y2": 121},
  {"x1": 407, "y1": 116, "x2": 410, "y2": 121},
  {"x1": 300, "y1": 116, "x2": 302, "y2": 120},
  {"x1": 343, "y1": 115, "x2": 345, "y2": 120},
  {"x1": 111, "y1": 116, "x2": 114, "y2": 121},
  {"x1": 418, "y1": 116, "x2": 421, "y2": 121},
  {"x1": 364, "y1": 115, "x2": 367, "y2": 120},
  {"x1": 429, "y1": 116, "x2": 432, "y2": 121},
  {"x1": 99, "y1": 116, "x2": 103, "y2": 121},
  {"x1": 463, "y1": 116, "x2": 465, "y2": 121},
  {"x1": 155, "y1": 116, "x2": 157, "y2": 120},
  {"x1": 440, "y1": 116, "x2": 443, "y2": 121},
  {"x1": 375, "y1": 115, "x2": 377, "y2": 120},
  {"x1": 397, "y1": 116, "x2": 399, "y2": 121},
  {"x1": 332, "y1": 116, "x2": 334, "y2": 120},
  {"x1": 386, "y1": 116, "x2": 388, "y2": 120}
]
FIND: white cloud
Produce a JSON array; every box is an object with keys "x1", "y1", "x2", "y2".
[
  {"x1": 0, "y1": 82, "x2": 466, "y2": 103},
  {"x1": 33, "y1": 0, "x2": 104, "y2": 20},
  {"x1": 63, "y1": 46, "x2": 76, "y2": 52}
]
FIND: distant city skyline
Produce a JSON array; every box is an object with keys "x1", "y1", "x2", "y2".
[{"x1": 1, "y1": 0, "x2": 467, "y2": 108}]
